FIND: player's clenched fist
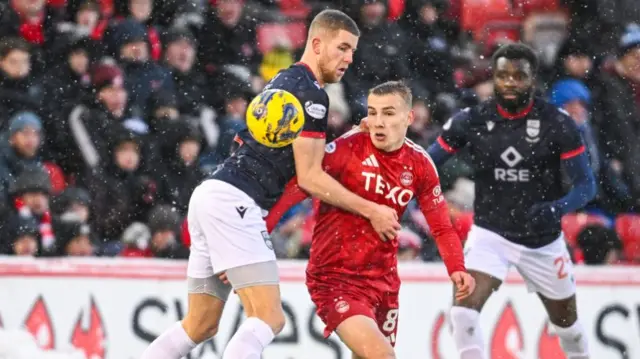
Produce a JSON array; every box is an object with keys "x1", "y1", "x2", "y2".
[
  {"x1": 451, "y1": 271, "x2": 475, "y2": 301},
  {"x1": 367, "y1": 204, "x2": 401, "y2": 241}
]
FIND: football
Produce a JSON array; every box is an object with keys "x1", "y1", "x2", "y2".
[{"x1": 246, "y1": 89, "x2": 305, "y2": 148}]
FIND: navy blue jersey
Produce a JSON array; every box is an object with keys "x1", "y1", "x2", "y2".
[
  {"x1": 437, "y1": 98, "x2": 585, "y2": 247},
  {"x1": 211, "y1": 63, "x2": 329, "y2": 210}
]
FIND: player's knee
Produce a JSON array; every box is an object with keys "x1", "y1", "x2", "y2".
[
  {"x1": 261, "y1": 307, "x2": 286, "y2": 335},
  {"x1": 450, "y1": 306, "x2": 480, "y2": 327},
  {"x1": 182, "y1": 313, "x2": 219, "y2": 343}
]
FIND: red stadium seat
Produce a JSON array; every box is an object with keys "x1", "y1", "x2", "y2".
[
  {"x1": 480, "y1": 20, "x2": 522, "y2": 51},
  {"x1": 461, "y1": 0, "x2": 519, "y2": 33},
  {"x1": 512, "y1": 0, "x2": 560, "y2": 15},
  {"x1": 615, "y1": 214, "x2": 640, "y2": 262},
  {"x1": 443, "y1": 0, "x2": 463, "y2": 21},
  {"x1": 387, "y1": 0, "x2": 405, "y2": 21},
  {"x1": 561, "y1": 213, "x2": 608, "y2": 249},
  {"x1": 256, "y1": 22, "x2": 307, "y2": 54},
  {"x1": 43, "y1": 162, "x2": 67, "y2": 195},
  {"x1": 278, "y1": 0, "x2": 310, "y2": 19}
]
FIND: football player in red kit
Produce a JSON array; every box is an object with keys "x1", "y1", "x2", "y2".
[{"x1": 265, "y1": 81, "x2": 476, "y2": 359}]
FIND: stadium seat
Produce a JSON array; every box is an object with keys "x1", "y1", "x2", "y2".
[
  {"x1": 443, "y1": 0, "x2": 463, "y2": 21},
  {"x1": 387, "y1": 0, "x2": 405, "y2": 20},
  {"x1": 461, "y1": 0, "x2": 519, "y2": 33},
  {"x1": 615, "y1": 214, "x2": 640, "y2": 261},
  {"x1": 512, "y1": 0, "x2": 560, "y2": 15},
  {"x1": 256, "y1": 22, "x2": 307, "y2": 54},
  {"x1": 561, "y1": 213, "x2": 608, "y2": 249},
  {"x1": 278, "y1": 0, "x2": 310, "y2": 19},
  {"x1": 480, "y1": 20, "x2": 522, "y2": 51},
  {"x1": 43, "y1": 162, "x2": 67, "y2": 195}
]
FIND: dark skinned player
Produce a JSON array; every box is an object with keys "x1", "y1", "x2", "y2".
[{"x1": 427, "y1": 43, "x2": 595, "y2": 359}]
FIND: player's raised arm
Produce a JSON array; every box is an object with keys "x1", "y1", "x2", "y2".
[
  {"x1": 427, "y1": 109, "x2": 471, "y2": 166},
  {"x1": 415, "y1": 150, "x2": 474, "y2": 300},
  {"x1": 526, "y1": 112, "x2": 596, "y2": 225}
]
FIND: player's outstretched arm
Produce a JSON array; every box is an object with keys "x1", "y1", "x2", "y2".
[
  {"x1": 427, "y1": 140, "x2": 455, "y2": 167},
  {"x1": 293, "y1": 136, "x2": 400, "y2": 240},
  {"x1": 427, "y1": 109, "x2": 470, "y2": 166}
]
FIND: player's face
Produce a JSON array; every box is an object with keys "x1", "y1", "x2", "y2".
[
  {"x1": 366, "y1": 93, "x2": 413, "y2": 152},
  {"x1": 318, "y1": 30, "x2": 358, "y2": 84},
  {"x1": 493, "y1": 57, "x2": 534, "y2": 112}
]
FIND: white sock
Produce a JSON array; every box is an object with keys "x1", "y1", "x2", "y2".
[
  {"x1": 450, "y1": 306, "x2": 485, "y2": 359},
  {"x1": 140, "y1": 321, "x2": 196, "y2": 359},
  {"x1": 554, "y1": 320, "x2": 589, "y2": 359},
  {"x1": 222, "y1": 317, "x2": 275, "y2": 359}
]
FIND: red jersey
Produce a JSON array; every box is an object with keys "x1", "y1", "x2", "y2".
[{"x1": 266, "y1": 130, "x2": 465, "y2": 292}]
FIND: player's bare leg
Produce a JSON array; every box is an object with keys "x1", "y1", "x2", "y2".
[
  {"x1": 450, "y1": 270, "x2": 502, "y2": 359},
  {"x1": 335, "y1": 315, "x2": 395, "y2": 359},
  {"x1": 222, "y1": 262, "x2": 286, "y2": 358},
  {"x1": 140, "y1": 277, "x2": 228, "y2": 359},
  {"x1": 538, "y1": 294, "x2": 589, "y2": 358}
]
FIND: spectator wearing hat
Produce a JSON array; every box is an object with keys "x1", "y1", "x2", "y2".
[
  {"x1": 81, "y1": 130, "x2": 156, "y2": 243},
  {"x1": 551, "y1": 79, "x2": 634, "y2": 214},
  {"x1": 576, "y1": 225, "x2": 623, "y2": 265},
  {"x1": 106, "y1": 18, "x2": 175, "y2": 117},
  {"x1": 210, "y1": 82, "x2": 249, "y2": 164},
  {"x1": 593, "y1": 23, "x2": 640, "y2": 208},
  {"x1": 52, "y1": 187, "x2": 92, "y2": 223},
  {"x1": 154, "y1": 122, "x2": 204, "y2": 215},
  {"x1": 0, "y1": 214, "x2": 40, "y2": 256},
  {"x1": 146, "y1": 204, "x2": 188, "y2": 259},
  {"x1": 162, "y1": 27, "x2": 209, "y2": 117},
  {"x1": 0, "y1": 112, "x2": 44, "y2": 202},
  {"x1": 551, "y1": 38, "x2": 595, "y2": 85},
  {"x1": 53, "y1": 61, "x2": 130, "y2": 176},
  {"x1": 4, "y1": 166, "x2": 55, "y2": 255},
  {"x1": 52, "y1": 219, "x2": 94, "y2": 256},
  {"x1": 113, "y1": 0, "x2": 163, "y2": 61},
  {"x1": 0, "y1": 37, "x2": 43, "y2": 131}
]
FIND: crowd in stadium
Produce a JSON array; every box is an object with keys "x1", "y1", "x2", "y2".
[{"x1": 0, "y1": 0, "x2": 639, "y2": 264}]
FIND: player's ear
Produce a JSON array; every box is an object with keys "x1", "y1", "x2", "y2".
[
  {"x1": 407, "y1": 109, "x2": 415, "y2": 126},
  {"x1": 311, "y1": 36, "x2": 322, "y2": 55}
]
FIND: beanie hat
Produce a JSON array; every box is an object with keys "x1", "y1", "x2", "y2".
[
  {"x1": 549, "y1": 79, "x2": 591, "y2": 108},
  {"x1": 8, "y1": 112, "x2": 42, "y2": 136},
  {"x1": 91, "y1": 62, "x2": 124, "y2": 92},
  {"x1": 619, "y1": 23, "x2": 640, "y2": 57},
  {"x1": 9, "y1": 166, "x2": 52, "y2": 196}
]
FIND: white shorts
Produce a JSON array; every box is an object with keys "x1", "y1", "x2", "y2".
[
  {"x1": 186, "y1": 179, "x2": 276, "y2": 278},
  {"x1": 464, "y1": 225, "x2": 576, "y2": 300}
]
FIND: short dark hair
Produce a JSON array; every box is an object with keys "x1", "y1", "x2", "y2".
[
  {"x1": 0, "y1": 37, "x2": 30, "y2": 59},
  {"x1": 491, "y1": 43, "x2": 539, "y2": 72},
  {"x1": 309, "y1": 9, "x2": 360, "y2": 37},
  {"x1": 369, "y1": 81, "x2": 412, "y2": 107}
]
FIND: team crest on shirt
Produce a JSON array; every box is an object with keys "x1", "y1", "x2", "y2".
[
  {"x1": 400, "y1": 171, "x2": 413, "y2": 186},
  {"x1": 526, "y1": 119, "x2": 540, "y2": 143}
]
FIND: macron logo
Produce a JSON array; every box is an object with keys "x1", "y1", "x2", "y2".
[{"x1": 362, "y1": 154, "x2": 379, "y2": 167}]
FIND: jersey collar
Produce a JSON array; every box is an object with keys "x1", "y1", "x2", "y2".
[
  {"x1": 294, "y1": 62, "x2": 320, "y2": 84},
  {"x1": 497, "y1": 100, "x2": 535, "y2": 120}
]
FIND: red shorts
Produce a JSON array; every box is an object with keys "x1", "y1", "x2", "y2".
[{"x1": 308, "y1": 284, "x2": 400, "y2": 347}]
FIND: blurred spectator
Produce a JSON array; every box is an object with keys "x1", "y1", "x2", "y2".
[
  {"x1": 0, "y1": 112, "x2": 43, "y2": 202},
  {"x1": 147, "y1": 204, "x2": 188, "y2": 258},
  {"x1": 401, "y1": 0, "x2": 454, "y2": 96},
  {"x1": 162, "y1": 28, "x2": 208, "y2": 117},
  {"x1": 52, "y1": 61, "x2": 129, "y2": 175},
  {"x1": 6, "y1": 166, "x2": 54, "y2": 255},
  {"x1": 397, "y1": 228, "x2": 422, "y2": 261},
  {"x1": 593, "y1": 24, "x2": 640, "y2": 207},
  {"x1": 577, "y1": 224, "x2": 623, "y2": 264},
  {"x1": 106, "y1": 18, "x2": 174, "y2": 117},
  {"x1": 0, "y1": 0, "x2": 64, "y2": 72},
  {"x1": 155, "y1": 122, "x2": 204, "y2": 215},
  {"x1": 212, "y1": 84, "x2": 248, "y2": 163},
  {"x1": 550, "y1": 79, "x2": 634, "y2": 213},
  {"x1": 82, "y1": 130, "x2": 156, "y2": 242},
  {"x1": 119, "y1": 221, "x2": 152, "y2": 257},
  {"x1": 113, "y1": 0, "x2": 163, "y2": 61},
  {"x1": 198, "y1": 0, "x2": 261, "y2": 73},
  {"x1": 0, "y1": 37, "x2": 42, "y2": 130},
  {"x1": 42, "y1": 38, "x2": 93, "y2": 118},
  {"x1": 1, "y1": 214, "x2": 40, "y2": 255},
  {"x1": 552, "y1": 38, "x2": 594, "y2": 84},
  {"x1": 56, "y1": 0, "x2": 106, "y2": 42},
  {"x1": 325, "y1": 83, "x2": 352, "y2": 141},
  {"x1": 52, "y1": 219, "x2": 94, "y2": 256},
  {"x1": 51, "y1": 187, "x2": 92, "y2": 222},
  {"x1": 343, "y1": 0, "x2": 414, "y2": 118}
]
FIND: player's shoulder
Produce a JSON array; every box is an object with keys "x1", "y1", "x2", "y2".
[
  {"x1": 403, "y1": 138, "x2": 439, "y2": 176},
  {"x1": 324, "y1": 128, "x2": 367, "y2": 154}
]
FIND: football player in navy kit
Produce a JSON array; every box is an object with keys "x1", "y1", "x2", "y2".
[
  {"x1": 140, "y1": 9, "x2": 401, "y2": 359},
  {"x1": 428, "y1": 43, "x2": 595, "y2": 359}
]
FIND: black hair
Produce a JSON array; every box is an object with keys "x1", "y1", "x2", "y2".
[{"x1": 491, "y1": 42, "x2": 539, "y2": 73}]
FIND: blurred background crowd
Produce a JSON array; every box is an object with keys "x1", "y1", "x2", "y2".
[{"x1": 0, "y1": 0, "x2": 639, "y2": 266}]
